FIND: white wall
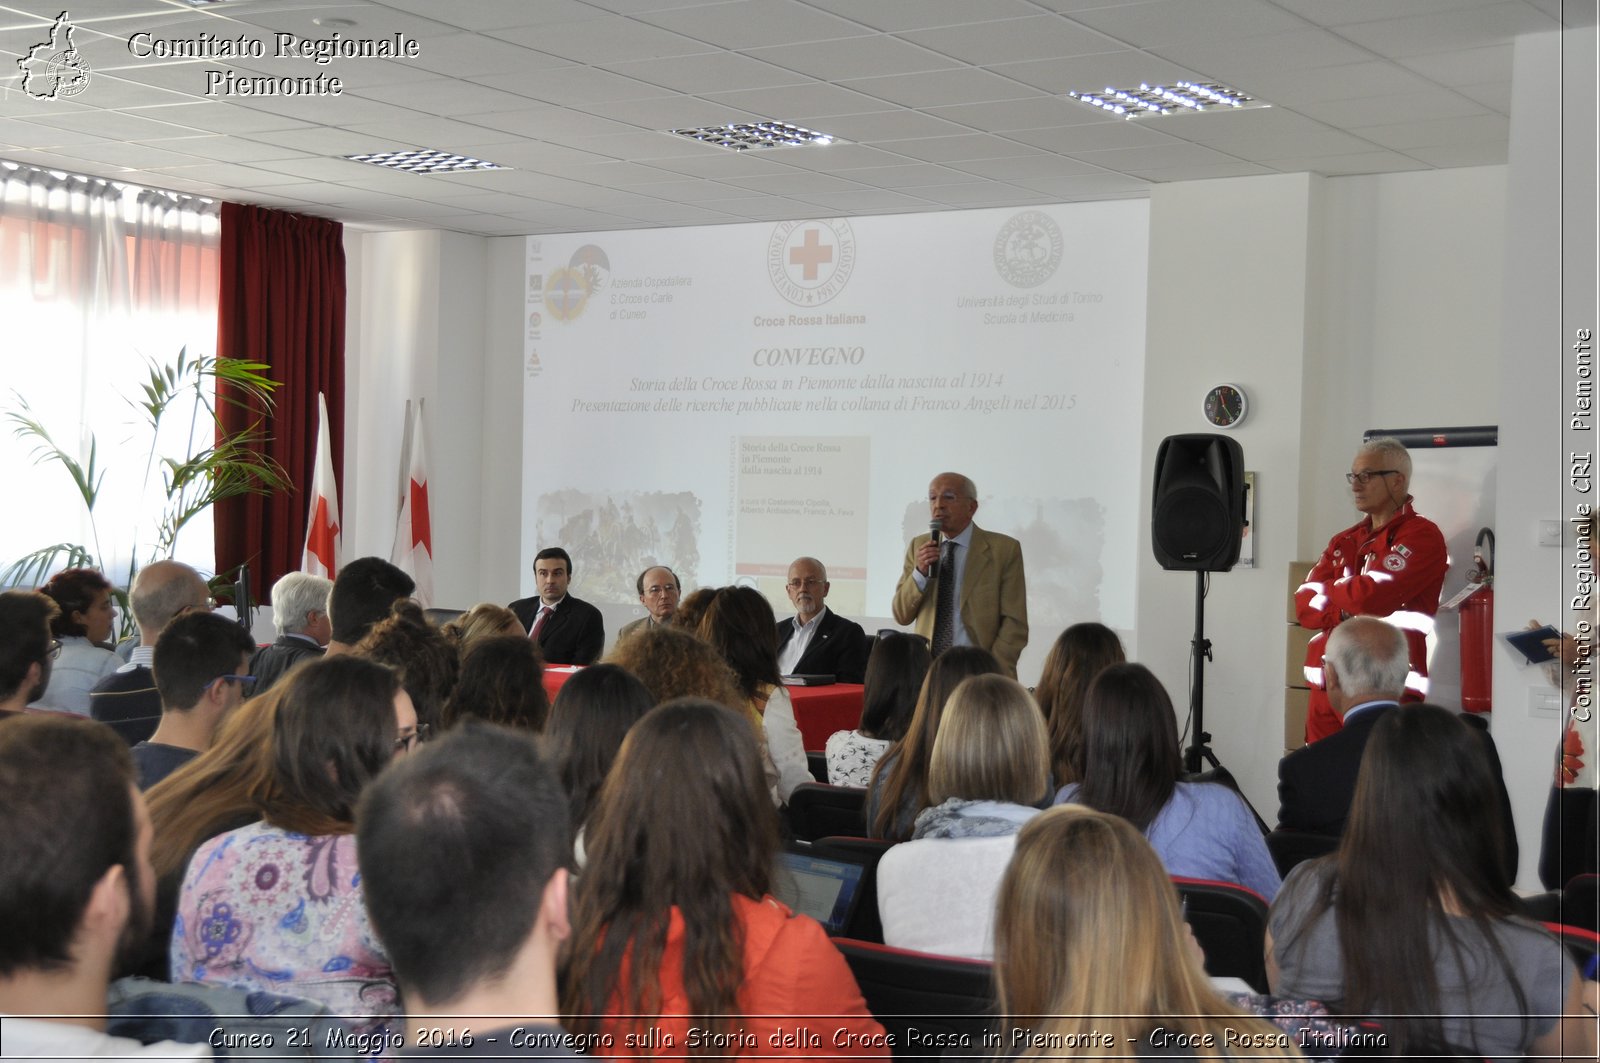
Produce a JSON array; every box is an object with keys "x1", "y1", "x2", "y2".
[{"x1": 1494, "y1": 27, "x2": 1598, "y2": 888}]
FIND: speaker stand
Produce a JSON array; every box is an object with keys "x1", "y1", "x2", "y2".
[{"x1": 1182, "y1": 571, "x2": 1271, "y2": 835}]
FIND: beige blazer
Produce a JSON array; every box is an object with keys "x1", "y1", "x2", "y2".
[{"x1": 891, "y1": 525, "x2": 1028, "y2": 677}]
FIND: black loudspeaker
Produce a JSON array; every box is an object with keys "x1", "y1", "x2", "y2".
[{"x1": 1152, "y1": 434, "x2": 1246, "y2": 571}]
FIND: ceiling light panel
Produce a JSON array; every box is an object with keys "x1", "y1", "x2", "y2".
[
  {"x1": 343, "y1": 149, "x2": 507, "y2": 174},
  {"x1": 668, "y1": 121, "x2": 837, "y2": 151},
  {"x1": 1068, "y1": 81, "x2": 1269, "y2": 119}
]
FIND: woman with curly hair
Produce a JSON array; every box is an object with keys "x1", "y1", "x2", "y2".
[
  {"x1": 439, "y1": 602, "x2": 524, "y2": 653},
  {"x1": 603, "y1": 623, "x2": 744, "y2": 712},
  {"x1": 356, "y1": 599, "x2": 458, "y2": 731},
  {"x1": 997, "y1": 805, "x2": 1304, "y2": 1059},
  {"x1": 33, "y1": 567, "x2": 120, "y2": 714},
  {"x1": 562, "y1": 699, "x2": 885, "y2": 1057}
]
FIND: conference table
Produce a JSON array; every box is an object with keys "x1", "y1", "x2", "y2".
[{"x1": 542, "y1": 667, "x2": 863, "y2": 751}]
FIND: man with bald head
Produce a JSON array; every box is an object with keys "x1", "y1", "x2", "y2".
[
  {"x1": 1277, "y1": 617, "x2": 1517, "y2": 876},
  {"x1": 90, "y1": 560, "x2": 212, "y2": 745},
  {"x1": 776, "y1": 557, "x2": 868, "y2": 682},
  {"x1": 616, "y1": 565, "x2": 680, "y2": 643},
  {"x1": 892, "y1": 472, "x2": 1028, "y2": 678}
]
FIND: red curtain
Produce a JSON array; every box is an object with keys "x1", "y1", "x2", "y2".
[{"x1": 214, "y1": 202, "x2": 345, "y2": 599}]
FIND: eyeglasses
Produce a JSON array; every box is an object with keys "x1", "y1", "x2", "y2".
[
  {"x1": 212, "y1": 674, "x2": 258, "y2": 696},
  {"x1": 643, "y1": 585, "x2": 678, "y2": 597},
  {"x1": 786, "y1": 577, "x2": 824, "y2": 590},
  {"x1": 1346, "y1": 470, "x2": 1399, "y2": 486},
  {"x1": 47, "y1": 640, "x2": 63, "y2": 660},
  {"x1": 394, "y1": 723, "x2": 431, "y2": 752}
]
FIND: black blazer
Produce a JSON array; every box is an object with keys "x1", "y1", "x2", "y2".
[
  {"x1": 776, "y1": 608, "x2": 870, "y2": 683},
  {"x1": 509, "y1": 594, "x2": 604, "y2": 666},
  {"x1": 1278, "y1": 703, "x2": 1519, "y2": 881},
  {"x1": 1277, "y1": 702, "x2": 1397, "y2": 836},
  {"x1": 250, "y1": 635, "x2": 324, "y2": 694},
  {"x1": 90, "y1": 666, "x2": 161, "y2": 746}
]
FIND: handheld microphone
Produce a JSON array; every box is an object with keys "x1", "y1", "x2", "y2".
[{"x1": 928, "y1": 519, "x2": 942, "y2": 547}]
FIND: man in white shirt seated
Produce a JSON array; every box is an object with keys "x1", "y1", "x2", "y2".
[{"x1": 775, "y1": 557, "x2": 869, "y2": 683}]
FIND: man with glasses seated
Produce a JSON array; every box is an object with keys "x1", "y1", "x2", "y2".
[
  {"x1": 1295, "y1": 436, "x2": 1447, "y2": 743},
  {"x1": 617, "y1": 565, "x2": 681, "y2": 642},
  {"x1": 776, "y1": 556, "x2": 869, "y2": 682},
  {"x1": 132, "y1": 611, "x2": 257, "y2": 790}
]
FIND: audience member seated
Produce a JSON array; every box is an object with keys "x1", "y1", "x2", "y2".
[
  {"x1": 358, "y1": 722, "x2": 578, "y2": 1056},
  {"x1": 1269, "y1": 704, "x2": 1595, "y2": 1059},
  {"x1": 826, "y1": 632, "x2": 930, "y2": 788},
  {"x1": 170, "y1": 656, "x2": 417, "y2": 1033},
  {"x1": 775, "y1": 556, "x2": 869, "y2": 682},
  {"x1": 91, "y1": 560, "x2": 211, "y2": 745},
  {"x1": 699, "y1": 586, "x2": 810, "y2": 805},
  {"x1": 442, "y1": 634, "x2": 549, "y2": 732},
  {"x1": 137, "y1": 688, "x2": 284, "y2": 980},
  {"x1": 133, "y1": 611, "x2": 256, "y2": 790},
  {"x1": 439, "y1": 602, "x2": 523, "y2": 653},
  {"x1": 324, "y1": 556, "x2": 414, "y2": 655},
  {"x1": 670, "y1": 586, "x2": 718, "y2": 633},
  {"x1": 1034, "y1": 621, "x2": 1125, "y2": 787},
  {"x1": 31, "y1": 567, "x2": 120, "y2": 714},
  {"x1": 866, "y1": 646, "x2": 1002, "y2": 841},
  {"x1": 355, "y1": 600, "x2": 458, "y2": 733},
  {"x1": 996, "y1": 805, "x2": 1304, "y2": 1060},
  {"x1": 546, "y1": 663, "x2": 654, "y2": 841},
  {"x1": 1057, "y1": 663, "x2": 1280, "y2": 900},
  {"x1": 604, "y1": 624, "x2": 744, "y2": 712},
  {"x1": 0, "y1": 590, "x2": 59, "y2": 719},
  {"x1": 876, "y1": 675, "x2": 1049, "y2": 959},
  {"x1": 0, "y1": 715, "x2": 208, "y2": 1060},
  {"x1": 561, "y1": 699, "x2": 887, "y2": 1057},
  {"x1": 249, "y1": 572, "x2": 332, "y2": 693}
]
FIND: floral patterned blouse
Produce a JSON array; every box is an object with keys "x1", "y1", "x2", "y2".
[{"x1": 170, "y1": 821, "x2": 399, "y2": 1034}]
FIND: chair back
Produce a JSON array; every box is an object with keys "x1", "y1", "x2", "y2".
[
  {"x1": 787, "y1": 782, "x2": 867, "y2": 840},
  {"x1": 1542, "y1": 920, "x2": 1600, "y2": 976},
  {"x1": 1171, "y1": 876, "x2": 1270, "y2": 993},
  {"x1": 831, "y1": 937, "x2": 994, "y2": 1058},
  {"x1": 1562, "y1": 873, "x2": 1598, "y2": 933},
  {"x1": 811, "y1": 836, "x2": 895, "y2": 942},
  {"x1": 806, "y1": 750, "x2": 829, "y2": 783},
  {"x1": 1265, "y1": 828, "x2": 1338, "y2": 878}
]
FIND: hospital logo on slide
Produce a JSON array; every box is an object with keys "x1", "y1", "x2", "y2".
[
  {"x1": 544, "y1": 243, "x2": 610, "y2": 322},
  {"x1": 993, "y1": 210, "x2": 1063, "y2": 289},
  {"x1": 768, "y1": 219, "x2": 855, "y2": 307}
]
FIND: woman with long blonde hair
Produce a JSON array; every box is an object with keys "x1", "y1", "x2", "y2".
[{"x1": 996, "y1": 805, "x2": 1304, "y2": 1059}]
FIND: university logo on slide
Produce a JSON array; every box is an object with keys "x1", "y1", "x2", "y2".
[
  {"x1": 993, "y1": 210, "x2": 1063, "y2": 289},
  {"x1": 768, "y1": 219, "x2": 855, "y2": 307},
  {"x1": 544, "y1": 244, "x2": 610, "y2": 322},
  {"x1": 18, "y1": 11, "x2": 92, "y2": 100}
]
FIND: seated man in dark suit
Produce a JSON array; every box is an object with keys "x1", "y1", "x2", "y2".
[
  {"x1": 509, "y1": 546, "x2": 604, "y2": 665},
  {"x1": 90, "y1": 560, "x2": 211, "y2": 745},
  {"x1": 1278, "y1": 616, "x2": 1518, "y2": 879},
  {"x1": 249, "y1": 571, "x2": 332, "y2": 693},
  {"x1": 776, "y1": 557, "x2": 868, "y2": 683}
]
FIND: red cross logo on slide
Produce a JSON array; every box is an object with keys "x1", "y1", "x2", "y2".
[{"x1": 789, "y1": 228, "x2": 833, "y2": 280}]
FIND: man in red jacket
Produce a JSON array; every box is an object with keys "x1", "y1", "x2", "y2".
[{"x1": 1296, "y1": 437, "x2": 1447, "y2": 743}]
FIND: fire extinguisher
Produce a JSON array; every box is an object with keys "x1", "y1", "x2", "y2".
[{"x1": 1459, "y1": 527, "x2": 1494, "y2": 714}]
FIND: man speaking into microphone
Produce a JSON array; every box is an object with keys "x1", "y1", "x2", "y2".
[{"x1": 892, "y1": 472, "x2": 1028, "y2": 678}]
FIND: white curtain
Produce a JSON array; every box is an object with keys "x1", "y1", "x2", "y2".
[{"x1": 0, "y1": 160, "x2": 220, "y2": 589}]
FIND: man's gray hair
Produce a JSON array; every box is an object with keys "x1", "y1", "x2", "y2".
[
  {"x1": 128, "y1": 561, "x2": 208, "y2": 635},
  {"x1": 271, "y1": 572, "x2": 333, "y2": 636},
  {"x1": 1323, "y1": 617, "x2": 1409, "y2": 697},
  {"x1": 1357, "y1": 436, "x2": 1412, "y2": 479}
]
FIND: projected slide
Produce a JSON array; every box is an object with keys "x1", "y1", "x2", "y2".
[{"x1": 521, "y1": 201, "x2": 1148, "y2": 681}]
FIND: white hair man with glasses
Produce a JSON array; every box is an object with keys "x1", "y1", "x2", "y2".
[
  {"x1": 1295, "y1": 437, "x2": 1447, "y2": 743},
  {"x1": 776, "y1": 556, "x2": 869, "y2": 682}
]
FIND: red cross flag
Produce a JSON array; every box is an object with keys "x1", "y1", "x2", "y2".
[
  {"x1": 390, "y1": 398, "x2": 434, "y2": 606},
  {"x1": 301, "y1": 392, "x2": 341, "y2": 579}
]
